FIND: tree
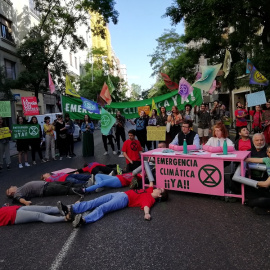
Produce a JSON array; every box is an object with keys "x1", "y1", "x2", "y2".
[
  {"x1": 16, "y1": 0, "x2": 119, "y2": 99},
  {"x1": 129, "y1": 83, "x2": 142, "y2": 101},
  {"x1": 79, "y1": 63, "x2": 128, "y2": 103},
  {"x1": 165, "y1": 0, "x2": 270, "y2": 94},
  {"x1": 0, "y1": 67, "x2": 13, "y2": 100}
]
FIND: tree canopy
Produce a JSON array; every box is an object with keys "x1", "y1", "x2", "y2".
[
  {"x1": 16, "y1": 0, "x2": 119, "y2": 98},
  {"x1": 163, "y1": 0, "x2": 270, "y2": 94}
]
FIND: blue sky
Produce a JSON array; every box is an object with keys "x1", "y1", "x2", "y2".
[{"x1": 109, "y1": 0, "x2": 184, "y2": 91}]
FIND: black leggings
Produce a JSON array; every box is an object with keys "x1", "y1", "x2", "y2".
[
  {"x1": 91, "y1": 165, "x2": 115, "y2": 175},
  {"x1": 116, "y1": 127, "x2": 126, "y2": 151},
  {"x1": 102, "y1": 135, "x2": 115, "y2": 151},
  {"x1": 30, "y1": 140, "x2": 43, "y2": 161},
  {"x1": 248, "y1": 197, "x2": 270, "y2": 209},
  {"x1": 43, "y1": 182, "x2": 83, "y2": 196}
]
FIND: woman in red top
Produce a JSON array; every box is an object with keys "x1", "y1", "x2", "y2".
[
  {"x1": 0, "y1": 205, "x2": 68, "y2": 226},
  {"x1": 249, "y1": 105, "x2": 263, "y2": 133}
]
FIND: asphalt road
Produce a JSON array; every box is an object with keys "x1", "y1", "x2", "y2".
[{"x1": 0, "y1": 130, "x2": 270, "y2": 270}]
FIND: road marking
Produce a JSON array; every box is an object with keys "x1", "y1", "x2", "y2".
[{"x1": 49, "y1": 229, "x2": 78, "y2": 270}]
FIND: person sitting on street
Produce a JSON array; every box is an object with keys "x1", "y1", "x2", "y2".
[
  {"x1": 41, "y1": 172, "x2": 91, "y2": 185},
  {"x1": 6, "y1": 181, "x2": 85, "y2": 206},
  {"x1": 169, "y1": 120, "x2": 200, "y2": 150},
  {"x1": 57, "y1": 180, "x2": 169, "y2": 228},
  {"x1": 72, "y1": 172, "x2": 143, "y2": 196},
  {"x1": 234, "y1": 126, "x2": 252, "y2": 151},
  {"x1": 245, "y1": 145, "x2": 270, "y2": 189},
  {"x1": 122, "y1": 129, "x2": 143, "y2": 172}
]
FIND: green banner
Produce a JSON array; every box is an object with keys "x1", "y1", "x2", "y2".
[
  {"x1": 0, "y1": 101, "x2": 11, "y2": 117},
  {"x1": 12, "y1": 124, "x2": 40, "y2": 140},
  {"x1": 62, "y1": 87, "x2": 202, "y2": 120}
]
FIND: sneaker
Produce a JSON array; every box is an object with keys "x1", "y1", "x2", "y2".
[
  {"x1": 41, "y1": 159, "x2": 47, "y2": 163},
  {"x1": 129, "y1": 177, "x2": 139, "y2": 189},
  {"x1": 33, "y1": 161, "x2": 36, "y2": 165},
  {"x1": 87, "y1": 174, "x2": 95, "y2": 186},
  {"x1": 113, "y1": 151, "x2": 117, "y2": 155},
  {"x1": 66, "y1": 155, "x2": 72, "y2": 159},
  {"x1": 72, "y1": 214, "x2": 85, "y2": 228},
  {"x1": 59, "y1": 157, "x2": 63, "y2": 161},
  {"x1": 109, "y1": 170, "x2": 115, "y2": 176},
  {"x1": 25, "y1": 162, "x2": 30, "y2": 167},
  {"x1": 72, "y1": 188, "x2": 85, "y2": 196},
  {"x1": 6, "y1": 165, "x2": 11, "y2": 170},
  {"x1": 57, "y1": 201, "x2": 69, "y2": 216},
  {"x1": 103, "y1": 151, "x2": 108, "y2": 156},
  {"x1": 95, "y1": 187, "x2": 104, "y2": 193},
  {"x1": 253, "y1": 207, "x2": 270, "y2": 215},
  {"x1": 118, "y1": 153, "x2": 124, "y2": 157},
  {"x1": 19, "y1": 163, "x2": 23, "y2": 169}
]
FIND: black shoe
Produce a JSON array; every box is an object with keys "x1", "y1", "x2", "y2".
[
  {"x1": 253, "y1": 207, "x2": 270, "y2": 215},
  {"x1": 72, "y1": 188, "x2": 85, "y2": 196},
  {"x1": 72, "y1": 214, "x2": 86, "y2": 228},
  {"x1": 57, "y1": 201, "x2": 69, "y2": 216}
]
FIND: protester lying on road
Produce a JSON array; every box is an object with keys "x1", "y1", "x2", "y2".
[
  {"x1": 76, "y1": 162, "x2": 116, "y2": 175},
  {"x1": 0, "y1": 205, "x2": 70, "y2": 226},
  {"x1": 57, "y1": 181, "x2": 169, "y2": 228},
  {"x1": 41, "y1": 172, "x2": 91, "y2": 184},
  {"x1": 6, "y1": 181, "x2": 84, "y2": 206},
  {"x1": 72, "y1": 172, "x2": 142, "y2": 195}
]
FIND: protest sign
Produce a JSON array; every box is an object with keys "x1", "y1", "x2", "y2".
[
  {"x1": 21, "y1": 97, "x2": 39, "y2": 116},
  {"x1": 156, "y1": 157, "x2": 224, "y2": 196},
  {"x1": 0, "y1": 101, "x2": 11, "y2": 117},
  {"x1": 147, "y1": 126, "x2": 166, "y2": 141},
  {"x1": 246, "y1": 91, "x2": 266, "y2": 107},
  {"x1": 138, "y1": 106, "x2": 150, "y2": 116},
  {"x1": 0, "y1": 127, "x2": 11, "y2": 139},
  {"x1": 12, "y1": 124, "x2": 40, "y2": 139}
]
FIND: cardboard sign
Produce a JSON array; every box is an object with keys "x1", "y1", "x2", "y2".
[
  {"x1": 0, "y1": 127, "x2": 11, "y2": 139},
  {"x1": 147, "y1": 126, "x2": 166, "y2": 141},
  {"x1": 21, "y1": 97, "x2": 39, "y2": 116},
  {"x1": 0, "y1": 101, "x2": 11, "y2": 117},
  {"x1": 138, "y1": 106, "x2": 150, "y2": 116},
  {"x1": 156, "y1": 157, "x2": 224, "y2": 196},
  {"x1": 12, "y1": 124, "x2": 40, "y2": 139},
  {"x1": 246, "y1": 91, "x2": 266, "y2": 107}
]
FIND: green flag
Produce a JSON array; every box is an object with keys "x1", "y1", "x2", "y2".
[
  {"x1": 101, "y1": 108, "x2": 116, "y2": 135},
  {"x1": 107, "y1": 76, "x2": 115, "y2": 94}
]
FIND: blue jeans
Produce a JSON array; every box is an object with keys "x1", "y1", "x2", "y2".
[
  {"x1": 72, "y1": 192, "x2": 129, "y2": 224},
  {"x1": 66, "y1": 174, "x2": 89, "y2": 184},
  {"x1": 85, "y1": 174, "x2": 122, "y2": 193}
]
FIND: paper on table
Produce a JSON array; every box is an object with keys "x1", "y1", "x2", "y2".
[
  {"x1": 211, "y1": 153, "x2": 237, "y2": 157},
  {"x1": 151, "y1": 152, "x2": 175, "y2": 155}
]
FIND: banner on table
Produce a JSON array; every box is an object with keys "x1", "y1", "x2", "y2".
[
  {"x1": 21, "y1": 97, "x2": 39, "y2": 116},
  {"x1": 156, "y1": 157, "x2": 224, "y2": 196},
  {"x1": 0, "y1": 101, "x2": 11, "y2": 117},
  {"x1": 12, "y1": 124, "x2": 40, "y2": 139},
  {"x1": 62, "y1": 87, "x2": 203, "y2": 120},
  {"x1": 0, "y1": 127, "x2": 11, "y2": 139},
  {"x1": 147, "y1": 126, "x2": 166, "y2": 141}
]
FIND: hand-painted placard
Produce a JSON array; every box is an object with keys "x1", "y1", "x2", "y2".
[
  {"x1": 0, "y1": 127, "x2": 11, "y2": 139},
  {"x1": 0, "y1": 101, "x2": 11, "y2": 117},
  {"x1": 246, "y1": 91, "x2": 266, "y2": 107},
  {"x1": 138, "y1": 106, "x2": 150, "y2": 116},
  {"x1": 21, "y1": 97, "x2": 39, "y2": 116},
  {"x1": 156, "y1": 156, "x2": 224, "y2": 196},
  {"x1": 147, "y1": 126, "x2": 166, "y2": 141},
  {"x1": 12, "y1": 124, "x2": 40, "y2": 139}
]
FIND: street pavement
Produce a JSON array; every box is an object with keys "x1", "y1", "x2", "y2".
[{"x1": 0, "y1": 130, "x2": 270, "y2": 270}]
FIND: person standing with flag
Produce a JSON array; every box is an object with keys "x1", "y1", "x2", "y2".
[{"x1": 81, "y1": 115, "x2": 95, "y2": 157}]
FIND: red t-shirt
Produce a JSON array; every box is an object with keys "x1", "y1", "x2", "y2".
[
  {"x1": 125, "y1": 187, "x2": 155, "y2": 209},
  {"x1": 46, "y1": 173, "x2": 68, "y2": 182},
  {"x1": 116, "y1": 173, "x2": 142, "y2": 187},
  {"x1": 249, "y1": 110, "x2": 263, "y2": 129},
  {"x1": 82, "y1": 162, "x2": 106, "y2": 174},
  {"x1": 122, "y1": 139, "x2": 142, "y2": 164},
  {"x1": 238, "y1": 139, "x2": 251, "y2": 151},
  {"x1": 0, "y1": 205, "x2": 21, "y2": 226},
  {"x1": 235, "y1": 109, "x2": 248, "y2": 127}
]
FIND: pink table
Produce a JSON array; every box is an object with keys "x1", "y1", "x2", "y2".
[{"x1": 141, "y1": 149, "x2": 251, "y2": 204}]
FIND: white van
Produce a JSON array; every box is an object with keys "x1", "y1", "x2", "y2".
[{"x1": 28, "y1": 113, "x2": 81, "y2": 142}]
